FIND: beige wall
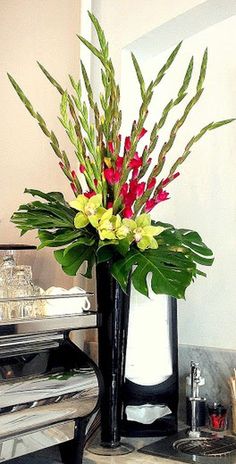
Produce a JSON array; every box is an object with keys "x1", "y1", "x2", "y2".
[
  {"x1": 92, "y1": 0, "x2": 206, "y2": 80},
  {"x1": 0, "y1": 0, "x2": 81, "y2": 288}
]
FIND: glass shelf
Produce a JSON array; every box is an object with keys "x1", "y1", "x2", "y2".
[
  {"x1": 0, "y1": 292, "x2": 93, "y2": 303},
  {"x1": 0, "y1": 311, "x2": 99, "y2": 336}
]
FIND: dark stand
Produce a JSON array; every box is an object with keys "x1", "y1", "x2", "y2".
[{"x1": 59, "y1": 418, "x2": 88, "y2": 464}]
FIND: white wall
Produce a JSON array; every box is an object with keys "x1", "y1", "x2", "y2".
[
  {"x1": 90, "y1": 0, "x2": 236, "y2": 349},
  {"x1": 0, "y1": 0, "x2": 81, "y2": 288}
]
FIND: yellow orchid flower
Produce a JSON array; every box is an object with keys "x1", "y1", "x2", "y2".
[
  {"x1": 132, "y1": 214, "x2": 165, "y2": 251},
  {"x1": 69, "y1": 194, "x2": 105, "y2": 229},
  {"x1": 116, "y1": 218, "x2": 136, "y2": 240},
  {"x1": 98, "y1": 210, "x2": 121, "y2": 241}
]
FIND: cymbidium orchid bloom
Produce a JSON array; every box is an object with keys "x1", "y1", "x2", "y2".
[
  {"x1": 70, "y1": 194, "x2": 105, "y2": 229},
  {"x1": 97, "y1": 209, "x2": 121, "y2": 240},
  {"x1": 122, "y1": 214, "x2": 165, "y2": 251}
]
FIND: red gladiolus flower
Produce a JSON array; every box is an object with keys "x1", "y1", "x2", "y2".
[
  {"x1": 116, "y1": 156, "x2": 124, "y2": 170},
  {"x1": 136, "y1": 182, "x2": 145, "y2": 198},
  {"x1": 79, "y1": 164, "x2": 86, "y2": 173},
  {"x1": 123, "y1": 206, "x2": 133, "y2": 218},
  {"x1": 104, "y1": 168, "x2": 120, "y2": 185},
  {"x1": 156, "y1": 189, "x2": 170, "y2": 203},
  {"x1": 162, "y1": 171, "x2": 180, "y2": 187},
  {"x1": 129, "y1": 152, "x2": 142, "y2": 170},
  {"x1": 125, "y1": 136, "x2": 131, "y2": 151},
  {"x1": 144, "y1": 198, "x2": 157, "y2": 213},
  {"x1": 59, "y1": 162, "x2": 65, "y2": 169},
  {"x1": 70, "y1": 183, "x2": 77, "y2": 195},
  {"x1": 137, "y1": 127, "x2": 147, "y2": 140},
  {"x1": 120, "y1": 183, "x2": 128, "y2": 197},
  {"x1": 131, "y1": 167, "x2": 139, "y2": 180},
  {"x1": 71, "y1": 170, "x2": 77, "y2": 179},
  {"x1": 147, "y1": 178, "x2": 156, "y2": 190},
  {"x1": 129, "y1": 179, "x2": 138, "y2": 192},
  {"x1": 84, "y1": 191, "x2": 96, "y2": 199},
  {"x1": 107, "y1": 201, "x2": 113, "y2": 209},
  {"x1": 125, "y1": 191, "x2": 136, "y2": 207},
  {"x1": 94, "y1": 179, "x2": 98, "y2": 187},
  {"x1": 107, "y1": 141, "x2": 114, "y2": 154}
]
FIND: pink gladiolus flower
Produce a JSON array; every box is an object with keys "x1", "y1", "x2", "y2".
[
  {"x1": 125, "y1": 191, "x2": 136, "y2": 207},
  {"x1": 79, "y1": 164, "x2": 86, "y2": 173},
  {"x1": 147, "y1": 178, "x2": 156, "y2": 190},
  {"x1": 120, "y1": 183, "x2": 128, "y2": 197},
  {"x1": 116, "y1": 156, "x2": 124, "y2": 170},
  {"x1": 70, "y1": 183, "x2": 77, "y2": 195},
  {"x1": 129, "y1": 152, "x2": 142, "y2": 169},
  {"x1": 123, "y1": 206, "x2": 133, "y2": 218},
  {"x1": 131, "y1": 167, "x2": 139, "y2": 180},
  {"x1": 104, "y1": 168, "x2": 120, "y2": 184},
  {"x1": 129, "y1": 179, "x2": 138, "y2": 192},
  {"x1": 137, "y1": 127, "x2": 147, "y2": 140},
  {"x1": 71, "y1": 170, "x2": 77, "y2": 179},
  {"x1": 156, "y1": 189, "x2": 170, "y2": 203},
  {"x1": 125, "y1": 136, "x2": 131, "y2": 151},
  {"x1": 162, "y1": 171, "x2": 180, "y2": 187},
  {"x1": 107, "y1": 141, "x2": 114, "y2": 153},
  {"x1": 144, "y1": 190, "x2": 170, "y2": 212},
  {"x1": 144, "y1": 198, "x2": 157, "y2": 213},
  {"x1": 84, "y1": 191, "x2": 96, "y2": 199},
  {"x1": 136, "y1": 182, "x2": 145, "y2": 198}
]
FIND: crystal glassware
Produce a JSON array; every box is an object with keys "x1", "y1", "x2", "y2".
[{"x1": 7, "y1": 265, "x2": 35, "y2": 319}]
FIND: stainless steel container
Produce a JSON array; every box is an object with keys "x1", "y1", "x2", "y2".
[{"x1": 0, "y1": 312, "x2": 101, "y2": 464}]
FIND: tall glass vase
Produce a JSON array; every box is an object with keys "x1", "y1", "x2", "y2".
[{"x1": 88, "y1": 261, "x2": 134, "y2": 455}]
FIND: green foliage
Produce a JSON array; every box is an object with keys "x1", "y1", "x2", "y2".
[
  {"x1": 111, "y1": 224, "x2": 214, "y2": 298},
  {"x1": 54, "y1": 237, "x2": 96, "y2": 278}
]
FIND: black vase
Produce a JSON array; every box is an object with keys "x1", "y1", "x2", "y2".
[{"x1": 89, "y1": 261, "x2": 133, "y2": 455}]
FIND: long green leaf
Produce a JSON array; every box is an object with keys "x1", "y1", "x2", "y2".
[
  {"x1": 112, "y1": 246, "x2": 195, "y2": 299},
  {"x1": 54, "y1": 239, "x2": 96, "y2": 277}
]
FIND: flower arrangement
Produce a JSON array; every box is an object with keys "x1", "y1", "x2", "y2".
[{"x1": 9, "y1": 12, "x2": 234, "y2": 299}]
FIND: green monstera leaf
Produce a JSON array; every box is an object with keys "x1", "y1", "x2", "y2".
[
  {"x1": 11, "y1": 189, "x2": 75, "y2": 234},
  {"x1": 38, "y1": 229, "x2": 84, "y2": 249},
  {"x1": 54, "y1": 237, "x2": 96, "y2": 278},
  {"x1": 111, "y1": 246, "x2": 196, "y2": 299},
  {"x1": 154, "y1": 222, "x2": 214, "y2": 269},
  {"x1": 111, "y1": 224, "x2": 214, "y2": 299}
]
